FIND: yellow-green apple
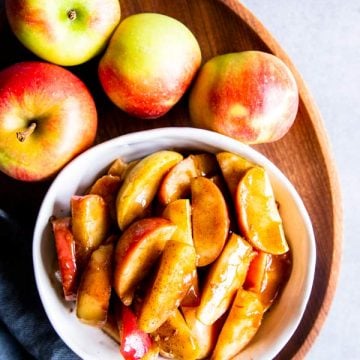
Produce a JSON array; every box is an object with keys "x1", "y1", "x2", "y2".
[
  {"x1": 5, "y1": 0, "x2": 121, "y2": 66},
  {"x1": 98, "y1": 13, "x2": 201, "y2": 119},
  {"x1": 113, "y1": 217, "x2": 176, "y2": 306},
  {"x1": 189, "y1": 51, "x2": 299, "y2": 144},
  {"x1": 0, "y1": 61, "x2": 97, "y2": 181}
]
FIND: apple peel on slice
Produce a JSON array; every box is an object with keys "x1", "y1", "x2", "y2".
[
  {"x1": 116, "y1": 150, "x2": 183, "y2": 230},
  {"x1": 113, "y1": 217, "x2": 176, "y2": 306}
]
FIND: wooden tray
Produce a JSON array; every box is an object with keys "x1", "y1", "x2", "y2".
[{"x1": 0, "y1": 1, "x2": 342, "y2": 359}]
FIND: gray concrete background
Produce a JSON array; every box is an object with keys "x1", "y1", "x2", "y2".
[{"x1": 241, "y1": 1, "x2": 360, "y2": 358}]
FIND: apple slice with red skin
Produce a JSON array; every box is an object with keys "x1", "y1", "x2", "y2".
[
  {"x1": 113, "y1": 217, "x2": 176, "y2": 306},
  {"x1": 191, "y1": 176, "x2": 230, "y2": 266},
  {"x1": 236, "y1": 166, "x2": 289, "y2": 254},
  {"x1": 196, "y1": 233, "x2": 254, "y2": 326},
  {"x1": 152, "y1": 308, "x2": 201, "y2": 360},
  {"x1": 116, "y1": 150, "x2": 183, "y2": 230},
  {"x1": 138, "y1": 240, "x2": 197, "y2": 333},
  {"x1": 76, "y1": 242, "x2": 114, "y2": 326},
  {"x1": 158, "y1": 153, "x2": 218, "y2": 205},
  {"x1": 71, "y1": 194, "x2": 110, "y2": 265},
  {"x1": 212, "y1": 289, "x2": 265, "y2": 360},
  {"x1": 50, "y1": 216, "x2": 77, "y2": 301},
  {"x1": 117, "y1": 304, "x2": 153, "y2": 360}
]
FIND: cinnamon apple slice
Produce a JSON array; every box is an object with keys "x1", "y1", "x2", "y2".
[
  {"x1": 216, "y1": 151, "x2": 254, "y2": 197},
  {"x1": 138, "y1": 240, "x2": 196, "y2": 333},
  {"x1": 113, "y1": 217, "x2": 176, "y2": 306},
  {"x1": 196, "y1": 233, "x2": 253, "y2": 325},
  {"x1": 76, "y1": 242, "x2": 113, "y2": 326},
  {"x1": 116, "y1": 150, "x2": 183, "y2": 230},
  {"x1": 191, "y1": 176, "x2": 230, "y2": 266},
  {"x1": 158, "y1": 153, "x2": 218, "y2": 205},
  {"x1": 236, "y1": 166, "x2": 289, "y2": 254},
  {"x1": 212, "y1": 289, "x2": 264, "y2": 360}
]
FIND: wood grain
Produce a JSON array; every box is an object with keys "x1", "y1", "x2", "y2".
[{"x1": 0, "y1": 1, "x2": 342, "y2": 359}]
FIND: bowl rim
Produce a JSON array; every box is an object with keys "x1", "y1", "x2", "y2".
[{"x1": 32, "y1": 126, "x2": 316, "y2": 360}]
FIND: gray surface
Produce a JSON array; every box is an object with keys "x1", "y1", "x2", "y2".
[{"x1": 241, "y1": 1, "x2": 360, "y2": 358}]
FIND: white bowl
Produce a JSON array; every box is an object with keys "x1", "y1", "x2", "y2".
[{"x1": 33, "y1": 127, "x2": 316, "y2": 360}]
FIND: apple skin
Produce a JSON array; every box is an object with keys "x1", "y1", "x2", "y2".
[
  {"x1": 189, "y1": 51, "x2": 299, "y2": 144},
  {"x1": 5, "y1": 0, "x2": 121, "y2": 66},
  {"x1": 98, "y1": 13, "x2": 201, "y2": 119},
  {"x1": 0, "y1": 61, "x2": 97, "y2": 181}
]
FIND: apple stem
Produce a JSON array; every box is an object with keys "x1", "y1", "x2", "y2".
[
  {"x1": 16, "y1": 122, "x2": 37, "y2": 142},
  {"x1": 67, "y1": 9, "x2": 77, "y2": 21}
]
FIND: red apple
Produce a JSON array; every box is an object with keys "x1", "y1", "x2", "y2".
[
  {"x1": 189, "y1": 51, "x2": 299, "y2": 144},
  {"x1": 0, "y1": 61, "x2": 97, "y2": 181},
  {"x1": 5, "y1": 0, "x2": 121, "y2": 66},
  {"x1": 98, "y1": 13, "x2": 201, "y2": 119}
]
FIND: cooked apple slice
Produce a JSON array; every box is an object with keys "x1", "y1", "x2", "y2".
[
  {"x1": 138, "y1": 240, "x2": 197, "y2": 333},
  {"x1": 101, "y1": 310, "x2": 120, "y2": 344},
  {"x1": 182, "y1": 307, "x2": 221, "y2": 359},
  {"x1": 71, "y1": 194, "x2": 110, "y2": 263},
  {"x1": 191, "y1": 176, "x2": 230, "y2": 266},
  {"x1": 196, "y1": 233, "x2": 253, "y2": 325},
  {"x1": 117, "y1": 303, "x2": 153, "y2": 360},
  {"x1": 243, "y1": 250, "x2": 272, "y2": 293},
  {"x1": 212, "y1": 289, "x2": 264, "y2": 360},
  {"x1": 162, "y1": 199, "x2": 193, "y2": 245},
  {"x1": 76, "y1": 243, "x2": 113, "y2": 326},
  {"x1": 89, "y1": 174, "x2": 122, "y2": 221},
  {"x1": 113, "y1": 217, "x2": 176, "y2": 306},
  {"x1": 153, "y1": 308, "x2": 201, "y2": 360},
  {"x1": 158, "y1": 153, "x2": 218, "y2": 205},
  {"x1": 236, "y1": 166, "x2": 289, "y2": 254},
  {"x1": 180, "y1": 274, "x2": 200, "y2": 307},
  {"x1": 50, "y1": 216, "x2": 78, "y2": 301},
  {"x1": 258, "y1": 252, "x2": 292, "y2": 310},
  {"x1": 116, "y1": 150, "x2": 183, "y2": 230},
  {"x1": 216, "y1": 151, "x2": 254, "y2": 197}
]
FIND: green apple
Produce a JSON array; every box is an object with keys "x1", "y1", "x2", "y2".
[
  {"x1": 5, "y1": 0, "x2": 121, "y2": 66},
  {"x1": 98, "y1": 13, "x2": 202, "y2": 119},
  {"x1": 0, "y1": 61, "x2": 97, "y2": 181},
  {"x1": 189, "y1": 51, "x2": 299, "y2": 144}
]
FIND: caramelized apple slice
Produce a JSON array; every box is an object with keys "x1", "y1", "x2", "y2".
[
  {"x1": 116, "y1": 150, "x2": 183, "y2": 230},
  {"x1": 216, "y1": 151, "x2": 255, "y2": 197},
  {"x1": 71, "y1": 194, "x2": 110, "y2": 262},
  {"x1": 162, "y1": 199, "x2": 193, "y2": 245},
  {"x1": 113, "y1": 217, "x2": 176, "y2": 306},
  {"x1": 158, "y1": 153, "x2": 218, "y2": 205},
  {"x1": 191, "y1": 176, "x2": 230, "y2": 266},
  {"x1": 236, "y1": 166, "x2": 289, "y2": 254},
  {"x1": 180, "y1": 274, "x2": 200, "y2": 307},
  {"x1": 182, "y1": 307, "x2": 221, "y2": 359},
  {"x1": 138, "y1": 240, "x2": 197, "y2": 333},
  {"x1": 196, "y1": 233, "x2": 253, "y2": 325},
  {"x1": 50, "y1": 216, "x2": 78, "y2": 301},
  {"x1": 89, "y1": 174, "x2": 122, "y2": 221},
  {"x1": 76, "y1": 243, "x2": 113, "y2": 326},
  {"x1": 212, "y1": 289, "x2": 264, "y2": 360},
  {"x1": 153, "y1": 309, "x2": 201, "y2": 360},
  {"x1": 117, "y1": 304, "x2": 153, "y2": 360}
]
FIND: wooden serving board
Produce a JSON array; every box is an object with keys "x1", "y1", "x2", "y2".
[{"x1": 0, "y1": 1, "x2": 342, "y2": 359}]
